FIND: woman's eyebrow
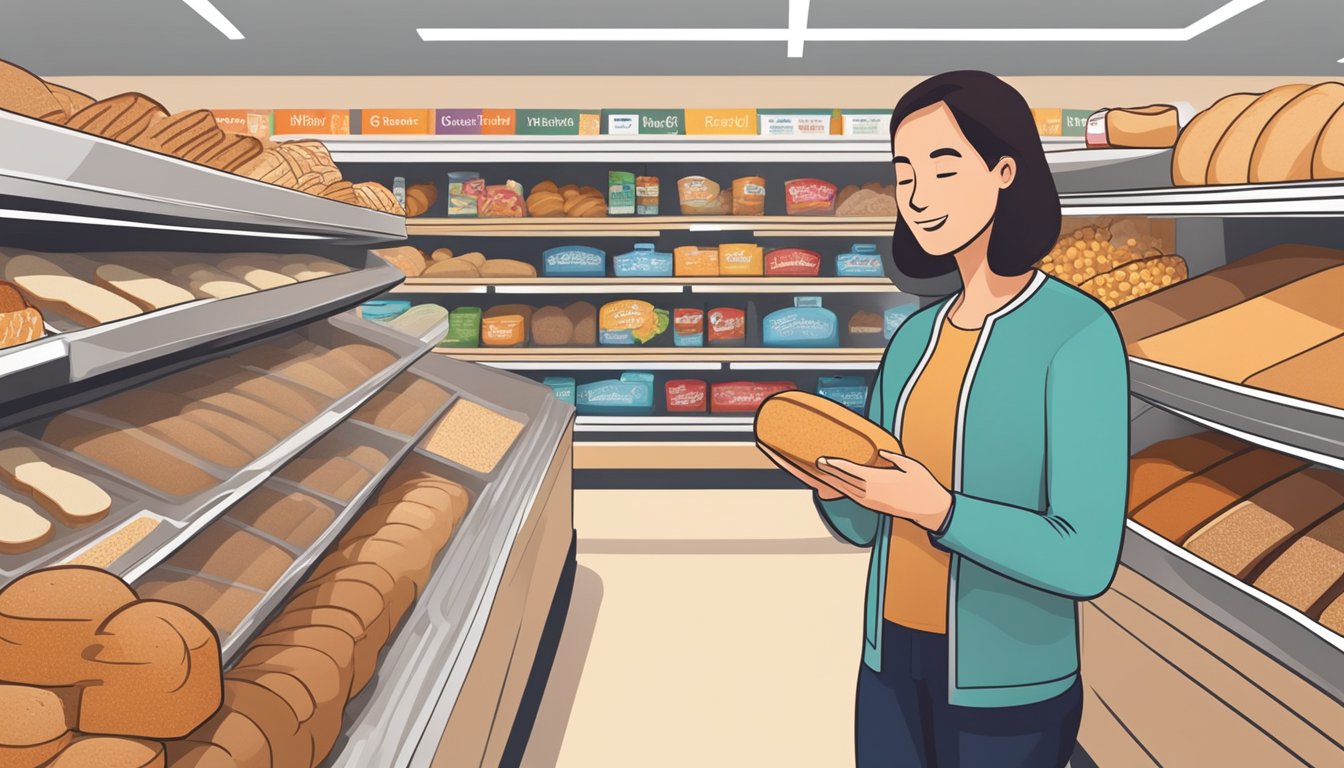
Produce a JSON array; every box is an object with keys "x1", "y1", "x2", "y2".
[
  {"x1": 930, "y1": 147, "x2": 962, "y2": 159},
  {"x1": 893, "y1": 155, "x2": 911, "y2": 164}
]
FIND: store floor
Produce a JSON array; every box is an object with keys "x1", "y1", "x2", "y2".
[{"x1": 521, "y1": 489, "x2": 869, "y2": 767}]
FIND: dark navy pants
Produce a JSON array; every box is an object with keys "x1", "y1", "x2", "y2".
[{"x1": 855, "y1": 620, "x2": 1083, "y2": 768}]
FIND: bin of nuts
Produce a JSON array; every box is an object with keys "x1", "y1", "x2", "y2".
[{"x1": 1037, "y1": 219, "x2": 1187, "y2": 309}]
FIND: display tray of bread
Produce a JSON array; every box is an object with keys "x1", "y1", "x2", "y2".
[
  {"x1": 372, "y1": 245, "x2": 540, "y2": 279},
  {"x1": 0, "y1": 59, "x2": 404, "y2": 243},
  {"x1": 1126, "y1": 432, "x2": 1344, "y2": 639}
]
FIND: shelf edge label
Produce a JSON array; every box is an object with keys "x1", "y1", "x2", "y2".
[
  {"x1": 273, "y1": 109, "x2": 351, "y2": 135},
  {"x1": 362, "y1": 108, "x2": 433, "y2": 135}
]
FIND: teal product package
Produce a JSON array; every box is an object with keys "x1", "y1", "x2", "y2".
[
  {"x1": 543, "y1": 376, "x2": 576, "y2": 405},
  {"x1": 836, "y1": 244, "x2": 886, "y2": 277},
  {"x1": 609, "y1": 171, "x2": 636, "y2": 215},
  {"x1": 613, "y1": 243, "x2": 674, "y2": 277},
  {"x1": 576, "y1": 371, "x2": 656, "y2": 415},
  {"x1": 762, "y1": 296, "x2": 839, "y2": 347},
  {"x1": 360, "y1": 300, "x2": 411, "y2": 323},
  {"x1": 884, "y1": 296, "x2": 921, "y2": 339},
  {"x1": 542, "y1": 245, "x2": 607, "y2": 277},
  {"x1": 818, "y1": 375, "x2": 870, "y2": 413}
]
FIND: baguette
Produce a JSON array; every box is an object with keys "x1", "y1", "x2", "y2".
[{"x1": 755, "y1": 391, "x2": 902, "y2": 483}]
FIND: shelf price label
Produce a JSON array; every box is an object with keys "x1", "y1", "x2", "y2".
[
  {"x1": 601, "y1": 109, "x2": 685, "y2": 135},
  {"x1": 1063, "y1": 109, "x2": 1093, "y2": 137},
  {"x1": 273, "y1": 109, "x2": 351, "y2": 135},
  {"x1": 436, "y1": 109, "x2": 483, "y2": 134},
  {"x1": 481, "y1": 109, "x2": 517, "y2": 135},
  {"x1": 211, "y1": 110, "x2": 272, "y2": 139},
  {"x1": 1032, "y1": 108, "x2": 1064, "y2": 137},
  {"x1": 361, "y1": 109, "x2": 433, "y2": 135},
  {"x1": 516, "y1": 109, "x2": 601, "y2": 135},
  {"x1": 685, "y1": 109, "x2": 758, "y2": 135}
]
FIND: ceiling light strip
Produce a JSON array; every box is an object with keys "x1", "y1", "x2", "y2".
[
  {"x1": 181, "y1": 0, "x2": 244, "y2": 40},
  {"x1": 787, "y1": 0, "x2": 811, "y2": 58}
]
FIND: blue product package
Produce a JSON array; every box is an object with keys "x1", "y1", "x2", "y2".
[
  {"x1": 836, "y1": 244, "x2": 885, "y2": 277},
  {"x1": 884, "y1": 296, "x2": 921, "y2": 339},
  {"x1": 818, "y1": 375, "x2": 869, "y2": 413},
  {"x1": 576, "y1": 372, "x2": 655, "y2": 415},
  {"x1": 360, "y1": 300, "x2": 412, "y2": 323},
  {"x1": 542, "y1": 376, "x2": 576, "y2": 405},
  {"x1": 542, "y1": 245, "x2": 607, "y2": 277},
  {"x1": 762, "y1": 297, "x2": 839, "y2": 347},
  {"x1": 613, "y1": 243, "x2": 674, "y2": 277}
]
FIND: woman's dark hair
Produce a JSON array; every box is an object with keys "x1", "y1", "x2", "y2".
[{"x1": 888, "y1": 70, "x2": 1060, "y2": 279}]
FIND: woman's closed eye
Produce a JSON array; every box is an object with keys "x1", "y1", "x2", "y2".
[
  {"x1": 897, "y1": 178, "x2": 914, "y2": 186},
  {"x1": 935, "y1": 171, "x2": 957, "y2": 179}
]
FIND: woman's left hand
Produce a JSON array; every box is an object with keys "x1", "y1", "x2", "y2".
[{"x1": 814, "y1": 450, "x2": 953, "y2": 532}]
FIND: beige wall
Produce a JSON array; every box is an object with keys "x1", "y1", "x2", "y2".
[{"x1": 48, "y1": 75, "x2": 1336, "y2": 115}]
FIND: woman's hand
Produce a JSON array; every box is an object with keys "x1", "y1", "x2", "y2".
[
  {"x1": 814, "y1": 450, "x2": 953, "y2": 532},
  {"x1": 757, "y1": 444, "x2": 846, "y2": 500}
]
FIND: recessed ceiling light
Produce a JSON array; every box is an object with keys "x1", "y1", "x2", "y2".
[
  {"x1": 418, "y1": 0, "x2": 1262, "y2": 48},
  {"x1": 181, "y1": 0, "x2": 244, "y2": 40}
]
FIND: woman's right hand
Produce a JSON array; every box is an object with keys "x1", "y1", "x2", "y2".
[{"x1": 757, "y1": 444, "x2": 845, "y2": 500}]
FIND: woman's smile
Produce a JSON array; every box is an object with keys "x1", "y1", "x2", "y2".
[{"x1": 915, "y1": 214, "x2": 949, "y2": 232}]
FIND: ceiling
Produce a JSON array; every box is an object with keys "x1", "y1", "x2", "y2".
[{"x1": 3, "y1": 0, "x2": 1342, "y2": 77}]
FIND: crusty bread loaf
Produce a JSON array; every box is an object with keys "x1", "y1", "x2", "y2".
[
  {"x1": 1130, "y1": 264, "x2": 1344, "y2": 382},
  {"x1": 372, "y1": 246, "x2": 426, "y2": 278},
  {"x1": 421, "y1": 258, "x2": 480, "y2": 278},
  {"x1": 93, "y1": 265, "x2": 194, "y2": 312},
  {"x1": 1250, "y1": 82, "x2": 1344, "y2": 183},
  {"x1": 1128, "y1": 432, "x2": 1250, "y2": 511},
  {"x1": 131, "y1": 110, "x2": 215, "y2": 157},
  {"x1": 1172, "y1": 93, "x2": 1258, "y2": 186},
  {"x1": 1130, "y1": 448, "x2": 1308, "y2": 543},
  {"x1": 0, "y1": 566, "x2": 137, "y2": 686},
  {"x1": 566, "y1": 301, "x2": 598, "y2": 345},
  {"x1": 1113, "y1": 244, "x2": 1344, "y2": 345},
  {"x1": 218, "y1": 262, "x2": 296, "y2": 291},
  {"x1": 178, "y1": 408, "x2": 275, "y2": 459},
  {"x1": 531, "y1": 305, "x2": 575, "y2": 346},
  {"x1": 1206, "y1": 84, "x2": 1311, "y2": 185},
  {"x1": 139, "y1": 416, "x2": 255, "y2": 469},
  {"x1": 1185, "y1": 468, "x2": 1344, "y2": 579},
  {"x1": 0, "y1": 445, "x2": 112, "y2": 526},
  {"x1": 0, "y1": 683, "x2": 75, "y2": 749},
  {"x1": 172, "y1": 691, "x2": 272, "y2": 768},
  {"x1": 755, "y1": 391, "x2": 901, "y2": 482},
  {"x1": 199, "y1": 134, "x2": 263, "y2": 174},
  {"x1": 216, "y1": 679, "x2": 311, "y2": 768},
  {"x1": 1253, "y1": 511, "x2": 1344, "y2": 612},
  {"x1": 226, "y1": 488, "x2": 335, "y2": 548},
  {"x1": 79, "y1": 600, "x2": 221, "y2": 739},
  {"x1": 42, "y1": 736, "x2": 165, "y2": 768},
  {"x1": 0, "y1": 493, "x2": 52, "y2": 554},
  {"x1": 43, "y1": 414, "x2": 219, "y2": 498},
  {"x1": 133, "y1": 577, "x2": 261, "y2": 636},
  {"x1": 235, "y1": 148, "x2": 297, "y2": 188},
  {"x1": 478, "y1": 258, "x2": 538, "y2": 278},
  {"x1": 1244, "y1": 335, "x2": 1344, "y2": 406},
  {"x1": 188, "y1": 391, "x2": 303, "y2": 439},
  {"x1": 0, "y1": 279, "x2": 45, "y2": 350},
  {"x1": 0, "y1": 60, "x2": 64, "y2": 121},
  {"x1": 6, "y1": 253, "x2": 142, "y2": 327},
  {"x1": 321, "y1": 180, "x2": 359, "y2": 205},
  {"x1": 46, "y1": 83, "x2": 94, "y2": 118},
  {"x1": 165, "y1": 739, "x2": 249, "y2": 767},
  {"x1": 65, "y1": 93, "x2": 168, "y2": 143},
  {"x1": 167, "y1": 524, "x2": 294, "y2": 590},
  {"x1": 280, "y1": 580, "x2": 391, "y2": 697},
  {"x1": 232, "y1": 374, "x2": 330, "y2": 418},
  {"x1": 351, "y1": 373, "x2": 450, "y2": 435},
  {"x1": 0, "y1": 730, "x2": 74, "y2": 767},
  {"x1": 236, "y1": 630, "x2": 354, "y2": 754},
  {"x1": 1313, "y1": 104, "x2": 1344, "y2": 180}
]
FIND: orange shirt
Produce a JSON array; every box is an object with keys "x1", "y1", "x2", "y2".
[{"x1": 884, "y1": 318, "x2": 981, "y2": 633}]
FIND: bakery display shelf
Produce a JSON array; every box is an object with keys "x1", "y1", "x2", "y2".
[
  {"x1": 1122, "y1": 522, "x2": 1344, "y2": 704},
  {"x1": 204, "y1": 370, "x2": 461, "y2": 662},
  {"x1": 328, "y1": 353, "x2": 574, "y2": 768},
  {"x1": 1060, "y1": 177, "x2": 1344, "y2": 217},
  {"x1": 1129, "y1": 357, "x2": 1344, "y2": 470},
  {"x1": 434, "y1": 347, "x2": 884, "y2": 364},
  {"x1": 391, "y1": 276, "x2": 899, "y2": 296},
  {"x1": 0, "y1": 253, "x2": 404, "y2": 431},
  {"x1": 406, "y1": 215, "x2": 894, "y2": 237},
  {"x1": 0, "y1": 110, "x2": 405, "y2": 244}
]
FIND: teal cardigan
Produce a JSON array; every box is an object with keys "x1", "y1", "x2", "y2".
[{"x1": 817, "y1": 271, "x2": 1129, "y2": 708}]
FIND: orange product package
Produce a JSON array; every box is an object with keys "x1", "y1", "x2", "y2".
[
  {"x1": 732, "y1": 176, "x2": 767, "y2": 216},
  {"x1": 481, "y1": 304, "x2": 531, "y2": 347},
  {"x1": 674, "y1": 246, "x2": 720, "y2": 276},
  {"x1": 718, "y1": 243, "x2": 764, "y2": 276}
]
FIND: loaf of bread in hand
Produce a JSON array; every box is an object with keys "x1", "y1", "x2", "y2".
[{"x1": 755, "y1": 390, "x2": 901, "y2": 482}]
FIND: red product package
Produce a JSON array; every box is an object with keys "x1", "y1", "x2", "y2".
[
  {"x1": 665, "y1": 379, "x2": 708, "y2": 412},
  {"x1": 478, "y1": 185, "x2": 526, "y2": 217},
  {"x1": 711, "y1": 381, "x2": 795, "y2": 413},
  {"x1": 707, "y1": 307, "x2": 746, "y2": 345},
  {"x1": 765, "y1": 248, "x2": 822, "y2": 276},
  {"x1": 784, "y1": 179, "x2": 838, "y2": 215}
]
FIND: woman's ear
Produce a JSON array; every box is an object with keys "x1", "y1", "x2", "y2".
[{"x1": 995, "y1": 156, "x2": 1017, "y2": 190}]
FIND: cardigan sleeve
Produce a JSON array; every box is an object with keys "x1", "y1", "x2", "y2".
[
  {"x1": 932, "y1": 314, "x2": 1129, "y2": 599},
  {"x1": 813, "y1": 363, "x2": 886, "y2": 549}
]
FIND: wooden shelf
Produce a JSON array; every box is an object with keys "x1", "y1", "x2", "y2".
[
  {"x1": 433, "y1": 347, "x2": 882, "y2": 364},
  {"x1": 390, "y1": 276, "x2": 901, "y2": 295},
  {"x1": 406, "y1": 215, "x2": 893, "y2": 237}
]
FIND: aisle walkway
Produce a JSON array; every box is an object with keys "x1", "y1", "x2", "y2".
[{"x1": 522, "y1": 489, "x2": 869, "y2": 767}]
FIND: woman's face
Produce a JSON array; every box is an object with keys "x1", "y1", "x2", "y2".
[{"x1": 892, "y1": 102, "x2": 1017, "y2": 257}]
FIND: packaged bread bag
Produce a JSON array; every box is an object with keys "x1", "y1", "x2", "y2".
[
  {"x1": 481, "y1": 304, "x2": 531, "y2": 347},
  {"x1": 678, "y1": 176, "x2": 731, "y2": 215},
  {"x1": 732, "y1": 176, "x2": 766, "y2": 215},
  {"x1": 599, "y1": 299, "x2": 670, "y2": 345}
]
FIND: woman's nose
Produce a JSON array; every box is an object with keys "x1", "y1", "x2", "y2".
[{"x1": 908, "y1": 184, "x2": 928, "y2": 214}]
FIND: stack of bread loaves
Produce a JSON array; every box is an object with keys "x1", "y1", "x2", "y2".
[
  {"x1": 0, "y1": 566, "x2": 223, "y2": 767},
  {"x1": 0, "y1": 59, "x2": 402, "y2": 215},
  {"x1": 1173, "y1": 81, "x2": 1344, "y2": 185},
  {"x1": 373, "y1": 246, "x2": 538, "y2": 278},
  {"x1": 526, "y1": 180, "x2": 608, "y2": 218},
  {"x1": 155, "y1": 458, "x2": 471, "y2": 767}
]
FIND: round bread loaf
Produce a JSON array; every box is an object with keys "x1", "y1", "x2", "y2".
[
  {"x1": 178, "y1": 706, "x2": 271, "y2": 768},
  {"x1": 1250, "y1": 83, "x2": 1344, "y2": 183},
  {"x1": 220, "y1": 679, "x2": 311, "y2": 768},
  {"x1": 754, "y1": 391, "x2": 902, "y2": 482},
  {"x1": 1206, "y1": 84, "x2": 1310, "y2": 184},
  {"x1": 0, "y1": 566, "x2": 137, "y2": 686},
  {"x1": 531, "y1": 305, "x2": 575, "y2": 346},
  {"x1": 1172, "y1": 92, "x2": 1258, "y2": 185}
]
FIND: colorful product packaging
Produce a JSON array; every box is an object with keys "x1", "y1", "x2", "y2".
[
  {"x1": 614, "y1": 244, "x2": 673, "y2": 277},
  {"x1": 542, "y1": 376, "x2": 576, "y2": 405},
  {"x1": 599, "y1": 300, "x2": 670, "y2": 345},
  {"x1": 636, "y1": 176, "x2": 660, "y2": 215},
  {"x1": 439, "y1": 307, "x2": 483, "y2": 348},
  {"x1": 361, "y1": 109, "x2": 433, "y2": 135},
  {"x1": 817, "y1": 376, "x2": 869, "y2": 413},
  {"x1": 732, "y1": 176, "x2": 767, "y2": 216},
  {"x1": 576, "y1": 372, "x2": 656, "y2": 415},
  {"x1": 360, "y1": 300, "x2": 411, "y2": 323},
  {"x1": 707, "y1": 306, "x2": 747, "y2": 346},
  {"x1": 765, "y1": 248, "x2": 822, "y2": 277},
  {"x1": 757, "y1": 109, "x2": 833, "y2": 136},
  {"x1": 447, "y1": 171, "x2": 482, "y2": 216},
  {"x1": 673, "y1": 308, "x2": 705, "y2": 347},
  {"x1": 543, "y1": 245, "x2": 607, "y2": 277},
  {"x1": 674, "y1": 246, "x2": 720, "y2": 276},
  {"x1": 718, "y1": 243, "x2": 764, "y2": 276},
  {"x1": 784, "y1": 178, "x2": 838, "y2": 215},
  {"x1": 840, "y1": 109, "x2": 891, "y2": 136},
  {"x1": 763, "y1": 297, "x2": 839, "y2": 347},
  {"x1": 608, "y1": 171, "x2": 636, "y2": 215},
  {"x1": 836, "y1": 244, "x2": 885, "y2": 277},
  {"x1": 685, "y1": 109, "x2": 757, "y2": 135},
  {"x1": 665, "y1": 379, "x2": 709, "y2": 413},
  {"x1": 711, "y1": 381, "x2": 795, "y2": 413}
]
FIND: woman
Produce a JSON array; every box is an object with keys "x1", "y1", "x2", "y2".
[{"x1": 762, "y1": 71, "x2": 1128, "y2": 767}]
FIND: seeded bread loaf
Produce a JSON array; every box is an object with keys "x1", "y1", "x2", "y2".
[{"x1": 755, "y1": 390, "x2": 902, "y2": 483}]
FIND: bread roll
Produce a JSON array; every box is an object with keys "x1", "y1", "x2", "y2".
[
  {"x1": 280, "y1": 581, "x2": 391, "y2": 697},
  {"x1": 372, "y1": 246, "x2": 426, "y2": 278},
  {"x1": 0, "y1": 494, "x2": 52, "y2": 554},
  {"x1": 565, "y1": 301, "x2": 597, "y2": 345},
  {"x1": 0, "y1": 566, "x2": 137, "y2": 686},
  {"x1": 755, "y1": 391, "x2": 902, "y2": 483},
  {"x1": 1128, "y1": 432, "x2": 1250, "y2": 510},
  {"x1": 1130, "y1": 448, "x2": 1308, "y2": 543},
  {"x1": 310, "y1": 555, "x2": 413, "y2": 634},
  {"x1": 66, "y1": 93, "x2": 168, "y2": 143},
  {"x1": 1173, "y1": 93, "x2": 1259, "y2": 186},
  {"x1": 1185, "y1": 468, "x2": 1344, "y2": 579},
  {"x1": 1250, "y1": 83, "x2": 1344, "y2": 183},
  {"x1": 1254, "y1": 512, "x2": 1344, "y2": 612},
  {"x1": 42, "y1": 736, "x2": 165, "y2": 768},
  {"x1": 1206, "y1": 84, "x2": 1311, "y2": 185},
  {"x1": 218, "y1": 262, "x2": 297, "y2": 291},
  {"x1": 0, "y1": 684, "x2": 75, "y2": 749},
  {"x1": 0, "y1": 445, "x2": 112, "y2": 526},
  {"x1": 478, "y1": 258, "x2": 538, "y2": 278},
  {"x1": 93, "y1": 265, "x2": 194, "y2": 312},
  {"x1": 79, "y1": 600, "x2": 221, "y2": 739},
  {"x1": 230, "y1": 638, "x2": 351, "y2": 759},
  {"x1": 0, "y1": 731, "x2": 73, "y2": 768},
  {"x1": 217, "y1": 679, "x2": 311, "y2": 768},
  {"x1": 0, "y1": 60, "x2": 64, "y2": 121},
  {"x1": 422, "y1": 258, "x2": 479, "y2": 278},
  {"x1": 165, "y1": 740, "x2": 253, "y2": 768},
  {"x1": 531, "y1": 305, "x2": 575, "y2": 346}
]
